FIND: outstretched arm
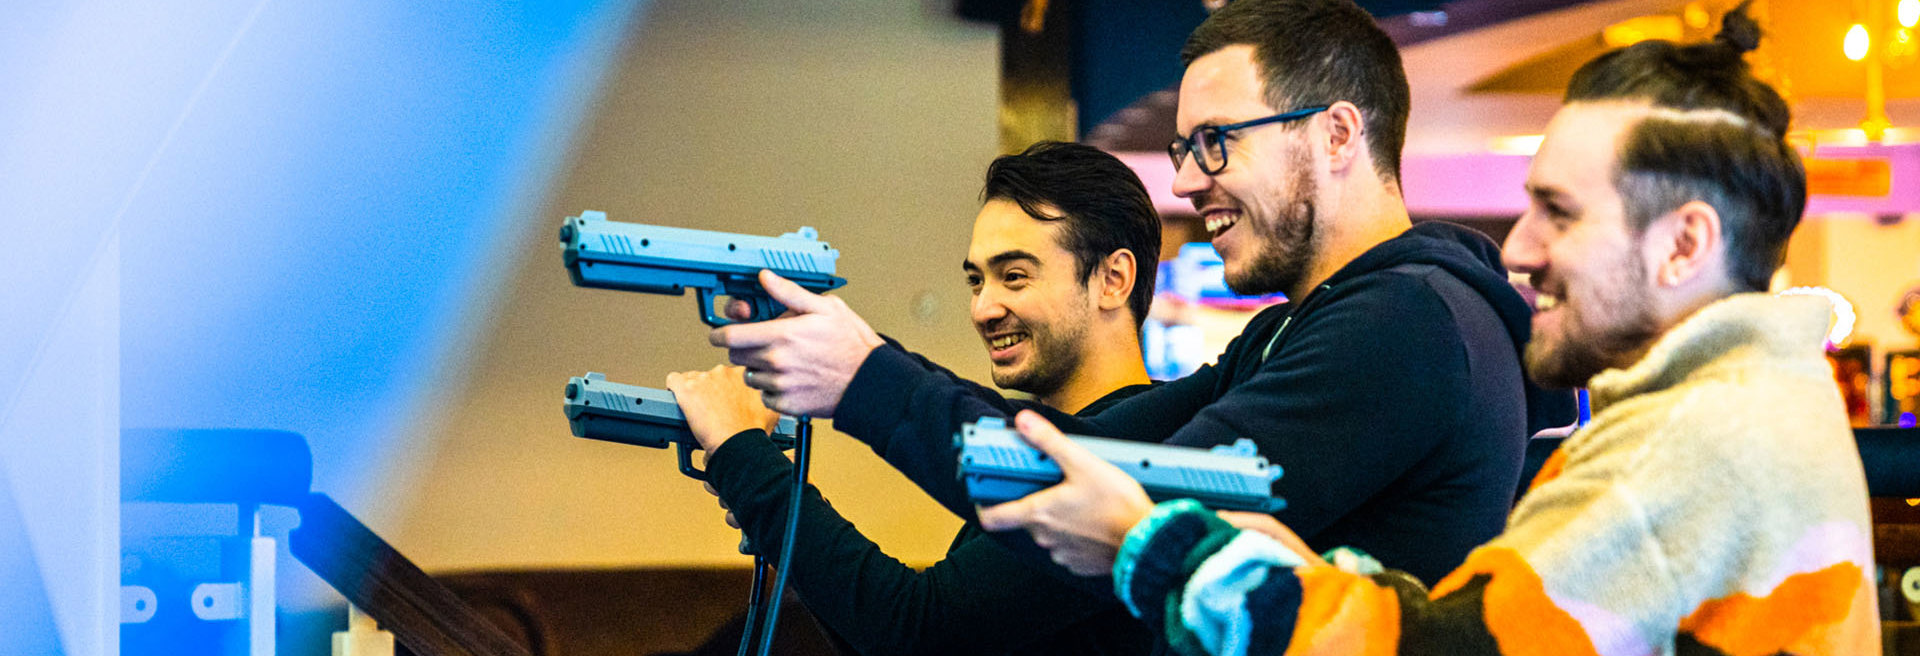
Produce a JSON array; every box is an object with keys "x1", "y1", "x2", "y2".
[{"x1": 668, "y1": 367, "x2": 1134, "y2": 654}]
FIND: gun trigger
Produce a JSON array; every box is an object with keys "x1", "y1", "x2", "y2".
[{"x1": 760, "y1": 297, "x2": 787, "y2": 322}]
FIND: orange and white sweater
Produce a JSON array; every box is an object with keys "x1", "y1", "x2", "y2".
[{"x1": 1113, "y1": 293, "x2": 1879, "y2": 655}]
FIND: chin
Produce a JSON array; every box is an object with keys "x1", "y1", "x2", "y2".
[{"x1": 989, "y1": 368, "x2": 1025, "y2": 391}]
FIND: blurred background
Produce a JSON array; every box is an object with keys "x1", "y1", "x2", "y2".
[{"x1": 3, "y1": 0, "x2": 1917, "y2": 654}]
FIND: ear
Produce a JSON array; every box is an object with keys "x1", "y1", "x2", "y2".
[
  {"x1": 1094, "y1": 249, "x2": 1138, "y2": 312},
  {"x1": 1643, "y1": 200, "x2": 1724, "y2": 289},
  {"x1": 1319, "y1": 101, "x2": 1367, "y2": 175}
]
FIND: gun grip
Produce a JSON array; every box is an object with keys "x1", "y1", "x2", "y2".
[{"x1": 696, "y1": 289, "x2": 787, "y2": 327}]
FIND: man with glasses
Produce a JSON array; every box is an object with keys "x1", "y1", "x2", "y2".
[{"x1": 708, "y1": 0, "x2": 1567, "y2": 590}]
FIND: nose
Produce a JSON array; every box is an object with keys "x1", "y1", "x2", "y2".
[
  {"x1": 972, "y1": 284, "x2": 1008, "y2": 329},
  {"x1": 1501, "y1": 211, "x2": 1546, "y2": 276},
  {"x1": 1170, "y1": 152, "x2": 1213, "y2": 200}
]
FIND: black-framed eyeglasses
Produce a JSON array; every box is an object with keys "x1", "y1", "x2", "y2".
[{"x1": 1167, "y1": 105, "x2": 1330, "y2": 175}]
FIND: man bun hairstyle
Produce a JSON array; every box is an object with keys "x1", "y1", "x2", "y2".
[
  {"x1": 1182, "y1": 0, "x2": 1411, "y2": 185},
  {"x1": 1566, "y1": 2, "x2": 1805, "y2": 292},
  {"x1": 983, "y1": 141, "x2": 1163, "y2": 327}
]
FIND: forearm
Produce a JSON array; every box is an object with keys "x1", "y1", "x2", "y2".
[
  {"x1": 704, "y1": 433, "x2": 1121, "y2": 654},
  {"x1": 1116, "y1": 502, "x2": 1612, "y2": 656}
]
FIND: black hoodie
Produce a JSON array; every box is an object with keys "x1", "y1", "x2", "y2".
[{"x1": 827, "y1": 221, "x2": 1572, "y2": 589}]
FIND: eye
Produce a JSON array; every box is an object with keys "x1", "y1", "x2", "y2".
[
  {"x1": 1003, "y1": 270, "x2": 1031, "y2": 289},
  {"x1": 1530, "y1": 201, "x2": 1574, "y2": 228},
  {"x1": 965, "y1": 272, "x2": 983, "y2": 293}
]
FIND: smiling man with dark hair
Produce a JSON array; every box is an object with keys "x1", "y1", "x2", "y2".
[
  {"x1": 667, "y1": 142, "x2": 1167, "y2": 655},
  {"x1": 969, "y1": 141, "x2": 1162, "y2": 414}
]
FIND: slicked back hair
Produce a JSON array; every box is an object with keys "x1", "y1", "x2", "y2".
[
  {"x1": 1182, "y1": 0, "x2": 1410, "y2": 185},
  {"x1": 982, "y1": 142, "x2": 1162, "y2": 327},
  {"x1": 1565, "y1": 4, "x2": 1805, "y2": 292}
]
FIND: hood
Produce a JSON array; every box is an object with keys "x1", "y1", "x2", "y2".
[
  {"x1": 1316, "y1": 221, "x2": 1576, "y2": 434},
  {"x1": 1318, "y1": 222, "x2": 1529, "y2": 346}
]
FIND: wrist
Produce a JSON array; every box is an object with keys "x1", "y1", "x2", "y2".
[{"x1": 695, "y1": 423, "x2": 756, "y2": 451}]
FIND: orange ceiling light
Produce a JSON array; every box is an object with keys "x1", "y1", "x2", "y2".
[
  {"x1": 1603, "y1": 15, "x2": 1685, "y2": 48},
  {"x1": 1846, "y1": 23, "x2": 1872, "y2": 60}
]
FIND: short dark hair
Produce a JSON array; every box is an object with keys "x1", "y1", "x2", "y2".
[
  {"x1": 1181, "y1": 0, "x2": 1410, "y2": 184},
  {"x1": 1565, "y1": 3, "x2": 1805, "y2": 292},
  {"x1": 982, "y1": 141, "x2": 1162, "y2": 326}
]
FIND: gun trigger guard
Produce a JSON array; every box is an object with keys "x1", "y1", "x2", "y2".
[
  {"x1": 676, "y1": 441, "x2": 711, "y2": 481},
  {"x1": 695, "y1": 288, "x2": 732, "y2": 328}
]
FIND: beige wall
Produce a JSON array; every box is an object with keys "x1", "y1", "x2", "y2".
[{"x1": 385, "y1": 0, "x2": 998, "y2": 571}]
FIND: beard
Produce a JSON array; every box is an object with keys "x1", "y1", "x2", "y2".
[
  {"x1": 987, "y1": 303, "x2": 1092, "y2": 399},
  {"x1": 1524, "y1": 248, "x2": 1665, "y2": 389},
  {"x1": 1224, "y1": 149, "x2": 1318, "y2": 297}
]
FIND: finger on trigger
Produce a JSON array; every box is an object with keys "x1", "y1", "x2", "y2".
[{"x1": 756, "y1": 269, "x2": 826, "y2": 314}]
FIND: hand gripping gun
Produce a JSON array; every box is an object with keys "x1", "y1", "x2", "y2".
[
  {"x1": 957, "y1": 417, "x2": 1286, "y2": 513},
  {"x1": 561, "y1": 372, "x2": 813, "y2": 656},
  {"x1": 563, "y1": 372, "x2": 796, "y2": 480}
]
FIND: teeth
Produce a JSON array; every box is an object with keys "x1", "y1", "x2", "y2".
[
  {"x1": 989, "y1": 334, "x2": 1026, "y2": 350},
  {"x1": 1536, "y1": 294, "x2": 1559, "y2": 311},
  {"x1": 1205, "y1": 213, "x2": 1238, "y2": 235}
]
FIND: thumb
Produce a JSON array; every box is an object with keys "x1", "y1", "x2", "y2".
[
  {"x1": 758, "y1": 269, "x2": 831, "y2": 314},
  {"x1": 1013, "y1": 410, "x2": 1100, "y2": 476},
  {"x1": 977, "y1": 496, "x2": 1038, "y2": 532}
]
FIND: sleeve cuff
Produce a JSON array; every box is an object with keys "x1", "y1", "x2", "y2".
[{"x1": 1112, "y1": 500, "x2": 1233, "y2": 622}]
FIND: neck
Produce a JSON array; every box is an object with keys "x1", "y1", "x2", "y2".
[
  {"x1": 1037, "y1": 329, "x2": 1150, "y2": 414},
  {"x1": 1635, "y1": 279, "x2": 1742, "y2": 364},
  {"x1": 1288, "y1": 174, "x2": 1411, "y2": 301}
]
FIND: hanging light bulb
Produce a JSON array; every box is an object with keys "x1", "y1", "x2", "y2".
[
  {"x1": 1846, "y1": 23, "x2": 1872, "y2": 61},
  {"x1": 1901, "y1": 0, "x2": 1920, "y2": 29}
]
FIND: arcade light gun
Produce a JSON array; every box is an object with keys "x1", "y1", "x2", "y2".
[
  {"x1": 564, "y1": 372, "x2": 796, "y2": 480},
  {"x1": 558, "y1": 210, "x2": 847, "y2": 326},
  {"x1": 956, "y1": 417, "x2": 1286, "y2": 513}
]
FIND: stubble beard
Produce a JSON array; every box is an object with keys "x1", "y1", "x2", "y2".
[
  {"x1": 1226, "y1": 154, "x2": 1318, "y2": 297},
  {"x1": 990, "y1": 302, "x2": 1093, "y2": 400},
  {"x1": 1524, "y1": 248, "x2": 1665, "y2": 389}
]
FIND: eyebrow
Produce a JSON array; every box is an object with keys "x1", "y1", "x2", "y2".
[
  {"x1": 1525, "y1": 183, "x2": 1569, "y2": 204},
  {"x1": 987, "y1": 250, "x2": 1041, "y2": 269},
  {"x1": 1178, "y1": 117, "x2": 1235, "y2": 133},
  {"x1": 964, "y1": 250, "x2": 1041, "y2": 272}
]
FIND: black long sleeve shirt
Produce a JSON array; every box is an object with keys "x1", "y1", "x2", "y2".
[{"x1": 706, "y1": 383, "x2": 1158, "y2": 656}]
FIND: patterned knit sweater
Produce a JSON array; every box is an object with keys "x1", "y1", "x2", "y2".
[{"x1": 1113, "y1": 293, "x2": 1879, "y2": 655}]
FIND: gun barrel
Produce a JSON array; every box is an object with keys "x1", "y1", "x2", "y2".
[
  {"x1": 564, "y1": 373, "x2": 796, "y2": 450},
  {"x1": 957, "y1": 418, "x2": 1285, "y2": 513},
  {"x1": 560, "y1": 211, "x2": 846, "y2": 325}
]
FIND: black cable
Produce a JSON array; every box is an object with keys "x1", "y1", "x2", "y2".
[
  {"x1": 754, "y1": 416, "x2": 811, "y2": 656},
  {"x1": 734, "y1": 556, "x2": 768, "y2": 656}
]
